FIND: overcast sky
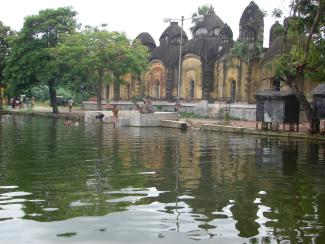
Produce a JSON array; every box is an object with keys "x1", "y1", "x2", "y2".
[{"x1": 0, "y1": 0, "x2": 291, "y2": 47}]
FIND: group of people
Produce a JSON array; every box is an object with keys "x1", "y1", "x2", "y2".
[
  {"x1": 64, "y1": 119, "x2": 80, "y2": 127},
  {"x1": 134, "y1": 98, "x2": 153, "y2": 113},
  {"x1": 9, "y1": 96, "x2": 35, "y2": 110}
]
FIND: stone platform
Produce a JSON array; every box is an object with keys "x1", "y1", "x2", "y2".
[{"x1": 85, "y1": 110, "x2": 179, "y2": 127}]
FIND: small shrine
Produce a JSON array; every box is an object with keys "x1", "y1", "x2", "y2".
[{"x1": 255, "y1": 90, "x2": 300, "y2": 131}]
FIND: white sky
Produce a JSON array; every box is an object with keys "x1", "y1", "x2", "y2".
[{"x1": 0, "y1": 0, "x2": 291, "y2": 47}]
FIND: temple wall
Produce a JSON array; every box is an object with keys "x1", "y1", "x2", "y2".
[
  {"x1": 214, "y1": 56, "x2": 247, "y2": 102},
  {"x1": 181, "y1": 54, "x2": 202, "y2": 100},
  {"x1": 260, "y1": 60, "x2": 318, "y2": 101},
  {"x1": 144, "y1": 61, "x2": 167, "y2": 99}
]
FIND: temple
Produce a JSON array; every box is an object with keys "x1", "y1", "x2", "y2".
[{"x1": 105, "y1": 1, "x2": 317, "y2": 104}]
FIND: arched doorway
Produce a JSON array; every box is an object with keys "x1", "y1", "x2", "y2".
[
  {"x1": 190, "y1": 80, "x2": 195, "y2": 100},
  {"x1": 272, "y1": 78, "x2": 280, "y2": 91},
  {"x1": 156, "y1": 80, "x2": 160, "y2": 99},
  {"x1": 127, "y1": 84, "x2": 131, "y2": 100},
  {"x1": 230, "y1": 80, "x2": 236, "y2": 103}
]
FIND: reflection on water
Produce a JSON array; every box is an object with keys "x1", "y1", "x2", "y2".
[{"x1": 1, "y1": 115, "x2": 325, "y2": 243}]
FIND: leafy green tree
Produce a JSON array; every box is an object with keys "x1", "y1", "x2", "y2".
[
  {"x1": 0, "y1": 21, "x2": 13, "y2": 109},
  {"x1": 192, "y1": 4, "x2": 211, "y2": 23},
  {"x1": 4, "y1": 7, "x2": 77, "y2": 113},
  {"x1": 56, "y1": 26, "x2": 148, "y2": 110},
  {"x1": 273, "y1": 0, "x2": 325, "y2": 133},
  {"x1": 28, "y1": 85, "x2": 50, "y2": 102}
]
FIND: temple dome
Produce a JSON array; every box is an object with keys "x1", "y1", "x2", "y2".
[
  {"x1": 261, "y1": 36, "x2": 295, "y2": 65},
  {"x1": 159, "y1": 22, "x2": 188, "y2": 47},
  {"x1": 134, "y1": 32, "x2": 157, "y2": 52},
  {"x1": 239, "y1": 1, "x2": 264, "y2": 27},
  {"x1": 183, "y1": 36, "x2": 220, "y2": 61},
  {"x1": 219, "y1": 24, "x2": 233, "y2": 45},
  {"x1": 150, "y1": 45, "x2": 180, "y2": 65},
  {"x1": 192, "y1": 7, "x2": 224, "y2": 37},
  {"x1": 239, "y1": 1, "x2": 264, "y2": 45},
  {"x1": 269, "y1": 21, "x2": 283, "y2": 47}
]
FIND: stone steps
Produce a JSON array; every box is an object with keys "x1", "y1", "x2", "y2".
[{"x1": 160, "y1": 120, "x2": 189, "y2": 130}]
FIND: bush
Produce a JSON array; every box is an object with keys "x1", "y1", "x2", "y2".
[
  {"x1": 57, "y1": 87, "x2": 73, "y2": 99},
  {"x1": 29, "y1": 85, "x2": 49, "y2": 101}
]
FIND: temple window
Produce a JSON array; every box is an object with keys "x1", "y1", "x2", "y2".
[
  {"x1": 211, "y1": 28, "x2": 220, "y2": 36},
  {"x1": 161, "y1": 36, "x2": 169, "y2": 45},
  {"x1": 195, "y1": 28, "x2": 208, "y2": 36}
]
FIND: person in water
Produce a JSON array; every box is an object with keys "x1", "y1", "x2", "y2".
[{"x1": 112, "y1": 105, "x2": 119, "y2": 127}]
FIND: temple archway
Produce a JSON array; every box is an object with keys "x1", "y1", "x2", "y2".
[
  {"x1": 145, "y1": 61, "x2": 166, "y2": 99},
  {"x1": 156, "y1": 80, "x2": 160, "y2": 99},
  {"x1": 190, "y1": 80, "x2": 195, "y2": 100},
  {"x1": 182, "y1": 54, "x2": 202, "y2": 100},
  {"x1": 230, "y1": 80, "x2": 236, "y2": 102}
]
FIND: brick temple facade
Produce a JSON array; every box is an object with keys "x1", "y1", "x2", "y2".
[{"x1": 106, "y1": 1, "x2": 317, "y2": 103}]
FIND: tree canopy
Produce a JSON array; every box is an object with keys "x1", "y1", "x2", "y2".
[
  {"x1": 56, "y1": 26, "x2": 149, "y2": 110},
  {"x1": 4, "y1": 7, "x2": 78, "y2": 113},
  {"x1": 274, "y1": 0, "x2": 325, "y2": 81},
  {"x1": 0, "y1": 21, "x2": 13, "y2": 109},
  {"x1": 273, "y1": 0, "x2": 325, "y2": 132},
  {"x1": 0, "y1": 21, "x2": 12, "y2": 86}
]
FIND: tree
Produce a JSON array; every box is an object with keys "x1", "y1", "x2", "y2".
[
  {"x1": 4, "y1": 7, "x2": 77, "y2": 113},
  {"x1": 273, "y1": 0, "x2": 325, "y2": 133},
  {"x1": 191, "y1": 4, "x2": 211, "y2": 24},
  {"x1": 0, "y1": 21, "x2": 13, "y2": 109},
  {"x1": 56, "y1": 26, "x2": 149, "y2": 110}
]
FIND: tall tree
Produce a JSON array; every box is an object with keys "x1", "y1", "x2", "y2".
[
  {"x1": 0, "y1": 21, "x2": 13, "y2": 109},
  {"x1": 274, "y1": 0, "x2": 325, "y2": 133},
  {"x1": 4, "y1": 7, "x2": 77, "y2": 113},
  {"x1": 56, "y1": 26, "x2": 148, "y2": 110}
]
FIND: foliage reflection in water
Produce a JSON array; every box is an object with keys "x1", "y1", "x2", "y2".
[{"x1": 0, "y1": 114, "x2": 325, "y2": 243}]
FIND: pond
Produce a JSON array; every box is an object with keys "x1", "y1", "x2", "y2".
[{"x1": 0, "y1": 114, "x2": 325, "y2": 244}]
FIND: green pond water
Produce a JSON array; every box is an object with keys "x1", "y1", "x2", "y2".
[{"x1": 0, "y1": 114, "x2": 325, "y2": 244}]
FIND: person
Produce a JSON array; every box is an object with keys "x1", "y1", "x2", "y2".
[
  {"x1": 147, "y1": 98, "x2": 153, "y2": 113},
  {"x1": 64, "y1": 119, "x2": 79, "y2": 127},
  {"x1": 9, "y1": 97, "x2": 14, "y2": 109},
  {"x1": 174, "y1": 99, "x2": 181, "y2": 112},
  {"x1": 141, "y1": 100, "x2": 149, "y2": 113},
  {"x1": 64, "y1": 119, "x2": 72, "y2": 127},
  {"x1": 22, "y1": 96, "x2": 27, "y2": 110},
  {"x1": 134, "y1": 103, "x2": 142, "y2": 112},
  {"x1": 112, "y1": 104, "x2": 119, "y2": 127},
  {"x1": 68, "y1": 98, "x2": 73, "y2": 112},
  {"x1": 15, "y1": 98, "x2": 19, "y2": 109},
  {"x1": 95, "y1": 113, "x2": 105, "y2": 122},
  {"x1": 72, "y1": 120, "x2": 80, "y2": 127},
  {"x1": 31, "y1": 96, "x2": 35, "y2": 110}
]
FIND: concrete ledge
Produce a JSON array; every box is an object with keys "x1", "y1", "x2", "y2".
[
  {"x1": 201, "y1": 124, "x2": 245, "y2": 133},
  {"x1": 242, "y1": 128, "x2": 325, "y2": 140},
  {"x1": 8, "y1": 110, "x2": 84, "y2": 120},
  {"x1": 115, "y1": 118, "x2": 129, "y2": 127},
  {"x1": 85, "y1": 110, "x2": 179, "y2": 127},
  {"x1": 202, "y1": 124, "x2": 325, "y2": 141},
  {"x1": 161, "y1": 120, "x2": 189, "y2": 129}
]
